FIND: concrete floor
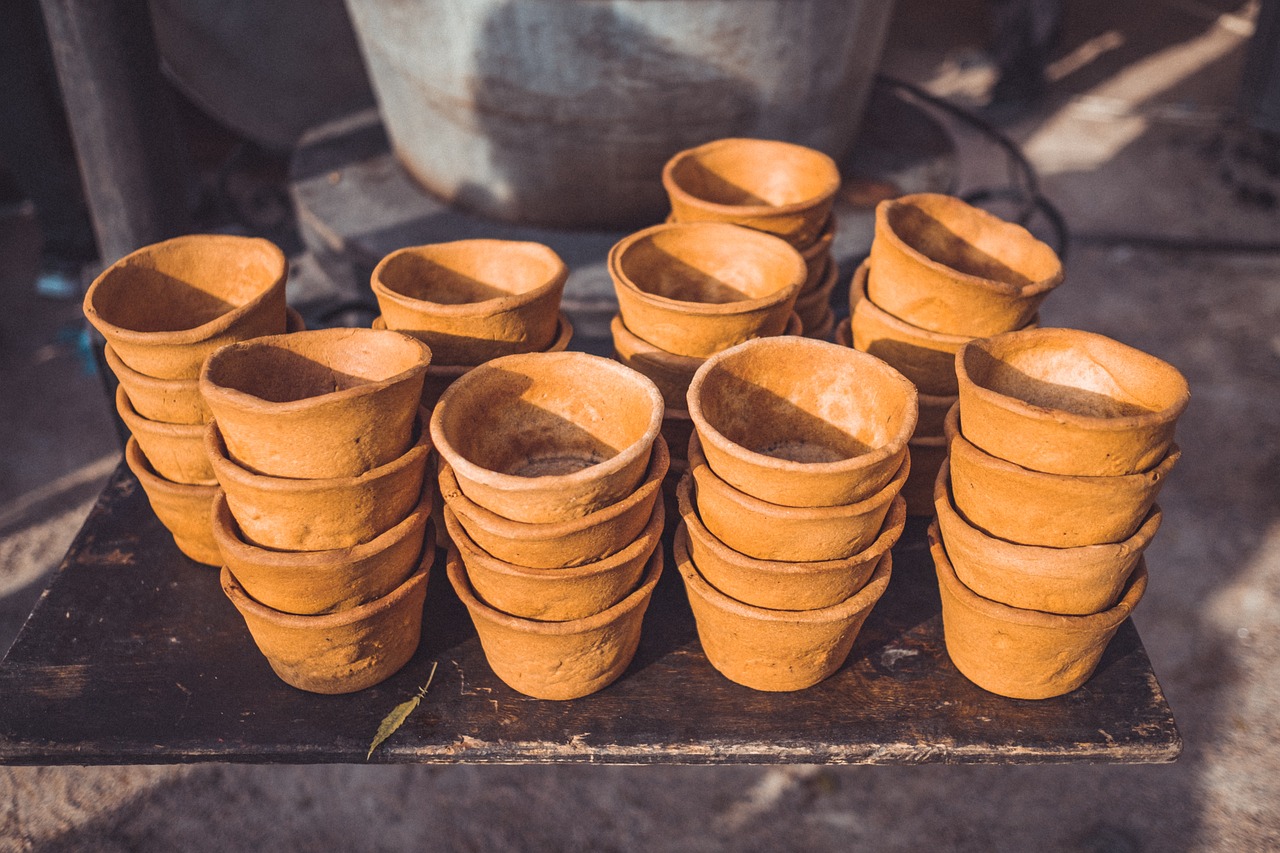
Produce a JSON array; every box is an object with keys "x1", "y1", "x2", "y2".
[{"x1": 3, "y1": 0, "x2": 1280, "y2": 850}]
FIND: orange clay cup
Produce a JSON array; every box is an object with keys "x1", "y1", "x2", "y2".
[
  {"x1": 610, "y1": 312, "x2": 802, "y2": 410},
  {"x1": 375, "y1": 311, "x2": 573, "y2": 407},
  {"x1": 124, "y1": 436, "x2": 220, "y2": 565},
  {"x1": 371, "y1": 239, "x2": 567, "y2": 366},
  {"x1": 608, "y1": 222, "x2": 805, "y2": 358},
  {"x1": 221, "y1": 557, "x2": 430, "y2": 694},
  {"x1": 200, "y1": 327, "x2": 431, "y2": 479},
  {"x1": 446, "y1": 541, "x2": 663, "y2": 700},
  {"x1": 955, "y1": 327, "x2": 1191, "y2": 477},
  {"x1": 103, "y1": 307, "x2": 304, "y2": 425},
  {"x1": 944, "y1": 403, "x2": 1179, "y2": 547},
  {"x1": 83, "y1": 234, "x2": 288, "y2": 380},
  {"x1": 116, "y1": 386, "x2": 214, "y2": 485},
  {"x1": 800, "y1": 217, "x2": 836, "y2": 289},
  {"x1": 934, "y1": 459, "x2": 1160, "y2": 615},
  {"x1": 675, "y1": 526, "x2": 892, "y2": 692},
  {"x1": 205, "y1": 409, "x2": 431, "y2": 552},
  {"x1": 795, "y1": 253, "x2": 839, "y2": 309},
  {"x1": 444, "y1": 495, "x2": 662, "y2": 622},
  {"x1": 211, "y1": 487, "x2": 432, "y2": 616},
  {"x1": 686, "y1": 336, "x2": 917, "y2": 507},
  {"x1": 677, "y1": 472, "x2": 903, "y2": 609},
  {"x1": 930, "y1": 522, "x2": 1148, "y2": 699},
  {"x1": 868, "y1": 193, "x2": 1063, "y2": 336},
  {"x1": 849, "y1": 260, "x2": 1039, "y2": 397},
  {"x1": 662, "y1": 138, "x2": 841, "y2": 248},
  {"x1": 687, "y1": 431, "x2": 908, "y2": 562},
  {"x1": 901, "y1": 433, "x2": 948, "y2": 517},
  {"x1": 430, "y1": 351, "x2": 664, "y2": 524},
  {"x1": 661, "y1": 407, "x2": 695, "y2": 465},
  {"x1": 438, "y1": 435, "x2": 669, "y2": 569}
]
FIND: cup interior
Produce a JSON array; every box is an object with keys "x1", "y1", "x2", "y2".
[
  {"x1": 670, "y1": 141, "x2": 836, "y2": 207},
  {"x1": 378, "y1": 242, "x2": 561, "y2": 305},
  {"x1": 617, "y1": 226, "x2": 799, "y2": 304}
]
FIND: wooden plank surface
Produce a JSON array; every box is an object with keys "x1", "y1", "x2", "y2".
[{"x1": 0, "y1": 465, "x2": 1180, "y2": 765}]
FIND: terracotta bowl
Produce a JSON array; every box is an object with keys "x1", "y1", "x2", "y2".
[
  {"x1": 608, "y1": 222, "x2": 805, "y2": 358},
  {"x1": 687, "y1": 432, "x2": 908, "y2": 562},
  {"x1": 376, "y1": 311, "x2": 573, "y2": 407},
  {"x1": 930, "y1": 522, "x2": 1148, "y2": 699},
  {"x1": 221, "y1": 557, "x2": 430, "y2": 694},
  {"x1": 211, "y1": 486, "x2": 431, "y2": 616},
  {"x1": 446, "y1": 541, "x2": 663, "y2": 700},
  {"x1": 956, "y1": 328, "x2": 1191, "y2": 477},
  {"x1": 686, "y1": 336, "x2": 918, "y2": 507},
  {"x1": 103, "y1": 308, "x2": 304, "y2": 425},
  {"x1": 677, "y1": 472, "x2": 903, "y2": 610},
  {"x1": 83, "y1": 234, "x2": 288, "y2": 379},
  {"x1": 206, "y1": 409, "x2": 431, "y2": 551},
  {"x1": 430, "y1": 351, "x2": 664, "y2": 523},
  {"x1": 901, "y1": 433, "x2": 948, "y2": 517},
  {"x1": 675, "y1": 529, "x2": 892, "y2": 692},
  {"x1": 610, "y1": 312, "x2": 802, "y2": 410},
  {"x1": 916, "y1": 391, "x2": 959, "y2": 438},
  {"x1": 116, "y1": 386, "x2": 214, "y2": 485},
  {"x1": 200, "y1": 328, "x2": 431, "y2": 478},
  {"x1": 868, "y1": 193, "x2": 1063, "y2": 336},
  {"x1": 662, "y1": 138, "x2": 841, "y2": 248},
  {"x1": 795, "y1": 254, "x2": 839, "y2": 309},
  {"x1": 124, "y1": 436, "x2": 220, "y2": 565},
  {"x1": 371, "y1": 239, "x2": 567, "y2": 366},
  {"x1": 944, "y1": 403, "x2": 1179, "y2": 547},
  {"x1": 444, "y1": 494, "x2": 662, "y2": 621},
  {"x1": 800, "y1": 216, "x2": 836, "y2": 288},
  {"x1": 934, "y1": 460, "x2": 1160, "y2": 615},
  {"x1": 848, "y1": 261, "x2": 1039, "y2": 397},
  {"x1": 439, "y1": 435, "x2": 669, "y2": 569},
  {"x1": 661, "y1": 407, "x2": 695, "y2": 464}
]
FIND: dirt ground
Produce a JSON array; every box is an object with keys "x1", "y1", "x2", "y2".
[{"x1": 2, "y1": 1, "x2": 1279, "y2": 850}]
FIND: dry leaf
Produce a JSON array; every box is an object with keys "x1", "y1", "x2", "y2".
[{"x1": 367, "y1": 661, "x2": 438, "y2": 760}]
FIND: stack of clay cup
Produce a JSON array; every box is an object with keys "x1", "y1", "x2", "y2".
[
  {"x1": 930, "y1": 327, "x2": 1190, "y2": 699},
  {"x1": 608, "y1": 221, "x2": 806, "y2": 491},
  {"x1": 836, "y1": 193, "x2": 1064, "y2": 514},
  {"x1": 675, "y1": 337, "x2": 917, "y2": 691},
  {"x1": 370, "y1": 239, "x2": 573, "y2": 409},
  {"x1": 431, "y1": 351, "x2": 668, "y2": 700},
  {"x1": 662, "y1": 137, "x2": 843, "y2": 339},
  {"x1": 82, "y1": 234, "x2": 293, "y2": 566},
  {"x1": 200, "y1": 328, "x2": 435, "y2": 694}
]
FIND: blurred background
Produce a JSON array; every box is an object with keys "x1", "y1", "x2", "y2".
[{"x1": 1, "y1": 0, "x2": 1278, "y2": 849}]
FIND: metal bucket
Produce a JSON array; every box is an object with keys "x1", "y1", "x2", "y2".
[{"x1": 343, "y1": 0, "x2": 895, "y2": 228}]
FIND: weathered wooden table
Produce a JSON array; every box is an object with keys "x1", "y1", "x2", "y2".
[{"x1": 0, "y1": 464, "x2": 1180, "y2": 765}]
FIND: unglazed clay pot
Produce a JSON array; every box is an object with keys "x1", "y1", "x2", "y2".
[
  {"x1": 677, "y1": 472, "x2": 902, "y2": 609},
  {"x1": 934, "y1": 460, "x2": 1160, "y2": 615},
  {"x1": 221, "y1": 558, "x2": 430, "y2": 694},
  {"x1": 848, "y1": 261, "x2": 1039, "y2": 397},
  {"x1": 200, "y1": 328, "x2": 431, "y2": 478},
  {"x1": 901, "y1": 433, "x2": 947, "y2": 517},
  {"x1": 446, "y1": 542, "x2": 663, "y2": 700},
  {"x1": 444, "y1": 495, "x2": 662, "y2": 621},
  {"x1": 124, "y1": 436, "x2": 220, "y2": 565},
  {"x1": 376, "y1": 312, "x2": 573, "y2": 407},
  {"x1": 686, "y1": 336, "x2": 917, "y2": 507},
  {"x1": 944, "y1": 403, "x2": 1179, "y2": 547},
  {"x1": 430, "y1": 351, "x2": 664, "y2": 523},
  {"x1": 116, "y1": 386, "x2": 214, "y2": 485},
  {"x1": 955, "y1": 328, "x2": 1191, "y2": 476},
  {"x1": 662, "y1": 407, "x2": 695, "y2": 464},
  {"x1": 103, "y1": 309, "x2": 304, "y2": 425},
  {"x1": 438, "y1": 435, "x2": 669, "y2": 569},
  {"x1": 868, "y1": 193, "x2": 1063, "y2": 337},
  {"x1": 212, "y1": 488, "x2": 432, "y2": 615},
  {"x1": 608, "y1": 222, "x2": 805, "y2": 358},
  {"x1": 371, "y1": 240, "x2": 567, "y2": 366},
  {"x1": 930, "y1": 522, "x2": 1148, "y2": 699},
  {"x1": 675, "y1": 528, "x2": 892, "y2": 691},
  {"x1": 795, "y1": 254, "x2": 838, "y2": 309},
  {"x1": 662, "y1": 138, "x2": 841, "y2": 248},
  {"x1": 800, "y1": 216, "x2": 836, "y2": 289},
  {"x1": 916, "y1": 391, "x2": 959, "y2": 438},
  {"x1": 83, "y1": 234, "x2": 288, "y2": 379},
  {"x1": 205, "y1": 410, "x2": 431, "y2": 551},
  {"x1": 610, "y1": 312, "x2": 802, "y2": 409},
  {"x1": 687, "y1": 432, "x2": 907, "y2": 562}
]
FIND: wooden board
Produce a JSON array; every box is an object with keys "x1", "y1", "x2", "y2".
[{"x1": 0, "y1": 465, "x2": 1180, "y2": 765}]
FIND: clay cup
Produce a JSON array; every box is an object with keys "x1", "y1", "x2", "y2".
[
  {"x1": 116, "y1": 386, "x2": 214, "y2": 485},
  {"x1": 124, "y1": 436, "x2": 220, "y2": 565}
]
